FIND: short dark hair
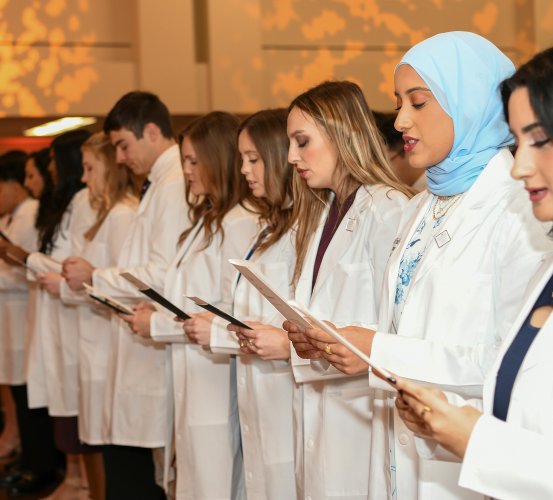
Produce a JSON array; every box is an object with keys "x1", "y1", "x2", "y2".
[
  {"x1": 103, "y1": 91, "x2": 174, "y2": 139},
  {"x1": 0, "y1": 150, "x2": 27, "y2": 185},
  {"x1": 501, "y1": 47, "x2": 553, "y2": 139},
  {"x1": 373, "y1": 111, "x2": 403, "y2": 153}
]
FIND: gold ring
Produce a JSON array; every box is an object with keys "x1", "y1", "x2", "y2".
[
  {"x1": 248, "y1": 339, "x2": 254, "y2": 347},
  {"x1": 324, "y1": 344, "x2": 332, "y2": 356},
  {"x1": 420, "y1": 405, "x2": 431, "y2": 417},
  {"x1": 239, "y1": 341, "x2": 245, "y2": 348}
]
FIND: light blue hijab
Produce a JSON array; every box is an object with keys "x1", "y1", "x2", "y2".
[{"x1": 397, "y1": 31, "x2": 515, "y2": 196}]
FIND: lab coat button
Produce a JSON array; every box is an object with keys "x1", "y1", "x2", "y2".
[
  {"x1": 247, "y1": 471, "x2": 253, "y2": 480},
  {"x1": 239, "y1": 377, "x2": 246, "y2": 386},
  {"x1": 243, "y1": 424, "x2": 249, "y2": 433},
  {"x1": 306, "y1": 438, "x2": 314, "y2": 449},
  {"x1": 177, "y1": 433, "x2": 182, "y2": 441},
  {"x1": 306, "y1": 496, "x2": 312, "y2": 500},
  {"x1": 399, "y1": 433, "x2": 409, "y2": 445}
]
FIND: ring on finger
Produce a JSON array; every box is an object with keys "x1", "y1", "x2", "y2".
[
  {"x1": 324, "y1": 343, "x2": 333, "y2": 356},
  {"x1": 420, "y1": 405, "x2": 431, "y2": 417}
]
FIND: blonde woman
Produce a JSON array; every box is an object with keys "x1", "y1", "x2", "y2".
[
  {"x1": 283, "y1": 81, "x2": 412, "y2": 500},
  {"x1": 60, "y1": 133, "x2": 138, "y2": 499}
]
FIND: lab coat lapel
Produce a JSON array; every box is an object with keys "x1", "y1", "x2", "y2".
[
  {"x1": 410, "y1": 150, "x2": 511, "y2": 288},
  {"x1": 483, "y1": 254, "x2": 553, "y2": 405},
  {"x1": 310, "y1": 189, "x2": 368, "y2": 304},
  {"x1": 379, "y1": 193, "x2": 432, "y2": 331}
]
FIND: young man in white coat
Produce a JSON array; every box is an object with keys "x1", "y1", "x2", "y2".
[{"x1": 63, "y1": 91, "x2": 189, "y2": 500}]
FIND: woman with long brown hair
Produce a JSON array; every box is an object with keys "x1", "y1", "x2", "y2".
[
  {"x1": 282, "y1": 80, "x2": 411, "y2": 500},
  {"x1": 201, "y1": 108, "x2": 298, "y2": 499},
  {"x1": 123, "y1": 111, "x2": 260, "y2": 500}
]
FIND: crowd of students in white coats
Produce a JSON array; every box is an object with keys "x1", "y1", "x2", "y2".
[{"x1": 0, "y1": 30, "x2": 552, "y2": 500}]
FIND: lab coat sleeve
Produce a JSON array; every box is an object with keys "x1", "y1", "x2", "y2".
[
  {"x1": 8, "y1": 199, "x2": 39, "y2": 253},
  {"x1": 459, "y1": 414, "x2": 553, "y2": 499},
  {"x1": 92, "y1": 180, "x2": 188, "y2": 299},
  {"x1": 59, "y1": 279, "x2": 88, "y2": 305},
  {"x1": 210, "y1": 315, "x2": 240, "y2": 354},
  {"x1": 27, "y1": 252, "x2": 63, "y2": 275},
  {"x1": 209, "y1": 210, "x2": 260, "y2": 353},
  {"x1": 150, "y1": 311, "x2": 187, "y2": 344}
]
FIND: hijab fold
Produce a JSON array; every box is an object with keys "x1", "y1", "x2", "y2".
[{"x1": 397, "y1": 31, "x2": 515, "y2": 196}]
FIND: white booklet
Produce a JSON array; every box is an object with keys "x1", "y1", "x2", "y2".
[
  {"x1": 229, "y1": 258, "x2": 396, "y2": 385},
  {"x1": 229, "y1": 259, "x2": 311, "y2": 329},
  {"x1": 186, "y1": 296, "x2": 253, "y2": 330},
  {"x1": 83, "y1": 283, "x2": 134, "y2": 315},
  {"x1": 120, "y1": 272, "x2": 191, "y2": 320}
]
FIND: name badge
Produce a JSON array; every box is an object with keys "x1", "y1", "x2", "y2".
[
  {"x1": 434, "y1": 230, "x2": 451, "y2": 248},
  {"x1": 345, "y1": 218, "x2": 356, "y2": 232}
]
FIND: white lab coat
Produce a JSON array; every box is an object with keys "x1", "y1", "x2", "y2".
[
  {"x1": 369, "y1": 149, "x2": 551, "y2": 499},
  {"x1": 291, "y1": 184, "x2": 407, "y2": 500},
  {"x1": 60, "y1": 200, "x2": 137, "y2": 444},
  {"x1": 458, "y1": 255, "x2": 553, "y2": 499},
  {"x1": 26, "y1": 188, "x2": 97, "y2": 414},
  {"x1": 92, "y1": 144, "x2": 188, "y2": 447},
  {"x1": 0, "y1": 197, "x2": 38, "y2": 384},
  {"x1": 150, "y1": 203, "x2": 259, "y2": 500},
  {"x1": 210, "y1": 228, "x2": 298, "y2": 500}
]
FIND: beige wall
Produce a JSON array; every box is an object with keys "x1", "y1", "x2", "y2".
[{"x1": 0, "y1": 0, "x2": 549, "y2": 118}]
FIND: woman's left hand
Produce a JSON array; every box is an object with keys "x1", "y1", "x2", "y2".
[
  {"x1": 120, "y1": 307, "x2": 154, "y2": 338},
  {"x1": 394, "y1": 378, "x2": 482, "y2": 459},
  {"x1": 37, "y1": 272, "x2": 63, "y2": 296},
  {"x1": 302, "y1": 325, "x2": 375, "y2": 375},
  {"x1": 183, "y1": 312, "x2": 214, "y2": 347}
]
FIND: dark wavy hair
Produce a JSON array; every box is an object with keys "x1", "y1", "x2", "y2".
[
  {"x1": 0, "y1": 150, "x2": 27, "y2": 184},
  {"x1": 39, "y1": 129, "x2": 90, "y2": 254},
  {"x1": 501, "y1": 47, "x2": 553, "y2": 138},
  {"x1": 28, "y1": 148, "x2": 55, "y2": 238}
]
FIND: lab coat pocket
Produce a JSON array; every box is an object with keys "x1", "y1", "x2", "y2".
[
  {"x1": 256, "y1": 369, "x2": 295, "y2": 464},
  {"x1": 328, "y1": 261, "x2": 376, "y2": 325},
  {"x1": 421, "y1": 265, "x2": 493, "y2": 345}
]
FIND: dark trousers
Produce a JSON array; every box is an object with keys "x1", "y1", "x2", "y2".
[
  {"x1": 102, "y1": 445, "x2": 165, "y2": 500},
  {"x1": 10, "y1": 384, "x2": 62, "y2": 477}
]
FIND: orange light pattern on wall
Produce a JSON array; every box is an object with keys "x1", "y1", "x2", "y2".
[
  {"x1": 260, "y1": 0, "x2": 537, "y2": 110},
  {"x1": 0, "y1": 0, "x2": 98, "y2": 117}
]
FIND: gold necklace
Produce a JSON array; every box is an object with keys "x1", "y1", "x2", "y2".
[{"x1": 432, "y1": 194, "x2": 462, "y2": 220}]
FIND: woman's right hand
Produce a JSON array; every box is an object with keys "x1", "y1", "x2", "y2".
[
  {"x1": 394, "y1": 378, "x2": 482, "y2": 459},
  {"x1": 228, "y1": 322, "x2": 291, "y2": 361},
  {"x1": 282, "y1": 320, "x2": 323, "y2": 359}
]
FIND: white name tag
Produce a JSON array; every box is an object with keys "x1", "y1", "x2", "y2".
[
  {"x1": 345, "y1": 218, "x2": 356, "y2": 232},
  {"x1": 434, "y1": 230, "x2": 451, "y2": 248}
]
